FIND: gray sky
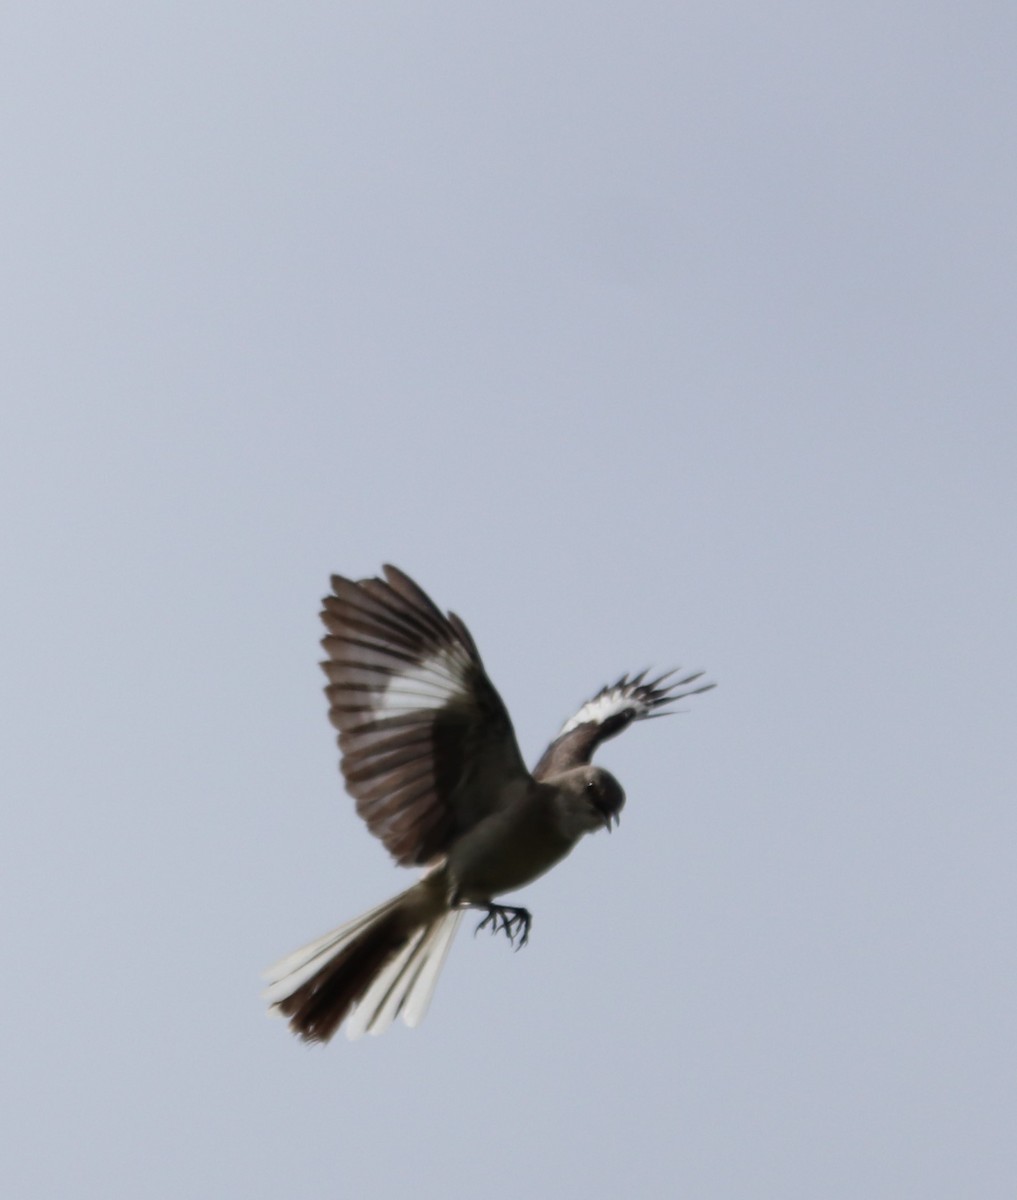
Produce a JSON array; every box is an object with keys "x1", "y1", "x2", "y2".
[{"x1": 3, "y1": 4, "x2": 1015, "y2": 1197}]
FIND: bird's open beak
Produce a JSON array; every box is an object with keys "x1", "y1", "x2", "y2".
[{"x1": 595, "y1": 802, "x2": 620, "y2": 833}]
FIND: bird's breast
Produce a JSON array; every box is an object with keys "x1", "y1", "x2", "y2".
[{"x1": 445, "y1": 793, "x2": 576, "y2": 903}]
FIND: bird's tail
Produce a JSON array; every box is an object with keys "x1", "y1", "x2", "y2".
[{"x1": 263, "y1": 881, "x2": 462, "y2": 1043}]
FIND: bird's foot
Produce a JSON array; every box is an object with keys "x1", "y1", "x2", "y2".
[{"x1": 472, "y1": 903, "x2": 531, "y2": 950}]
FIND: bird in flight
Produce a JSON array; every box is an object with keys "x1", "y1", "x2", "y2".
[{"x1": 264, "y1": 565, "x2": 713, "y2": 1043}]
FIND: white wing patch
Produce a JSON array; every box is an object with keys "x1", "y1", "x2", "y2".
[
  {"x1": 377, "y1": 648, "x2": 472, "y2": 717},
  {"x1": 555, "y1": 670, "x2": 709, "y2": 736},
  {"x1": 558, "y1": 686, "x2": 645, "y2": 735}
]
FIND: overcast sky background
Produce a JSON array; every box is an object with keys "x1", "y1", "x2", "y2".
[{"x1": 3, "y1": 4, "x2": 1015, "y2": 1198}]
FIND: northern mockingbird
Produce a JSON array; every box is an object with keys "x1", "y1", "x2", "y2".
[{"x1": 264, "y1": 565, "x2": 713, "y2": 1043}]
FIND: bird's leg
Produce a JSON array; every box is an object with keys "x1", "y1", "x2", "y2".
[{"x1": 471, "y1": 903, "x2": 532, "y2": 950}]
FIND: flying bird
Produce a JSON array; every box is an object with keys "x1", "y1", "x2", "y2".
[{"x1": 264, "y1": 565, "x2": 713, "y2": 1042}]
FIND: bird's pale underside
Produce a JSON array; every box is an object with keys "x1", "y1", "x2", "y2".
[{"x1": 263, "y1": 565, "x2": 713, "y2": 1043}]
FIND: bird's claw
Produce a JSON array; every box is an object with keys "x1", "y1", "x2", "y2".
[{"x1": 473, "y1": 904, "x2": 531, "y2": 950}]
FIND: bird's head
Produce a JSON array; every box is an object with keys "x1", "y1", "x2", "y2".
[{"x1": 555, "y1": 766, "x2": 626, "y2": 837}]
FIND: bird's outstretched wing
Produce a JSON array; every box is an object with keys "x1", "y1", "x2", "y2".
[
  {"x1": 532, "y1": 670, "x2": 715, "y2": 780},
  {"x1": 321, "y1": 565, "x2": 531, "y2": 867}
]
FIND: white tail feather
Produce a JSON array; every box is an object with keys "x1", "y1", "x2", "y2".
[
  {"x1": 404, "y1": 909, "x2": 462, "y2": 1028},
  {"x1": 263, "y1": 892, "x2": 461, "y2": 1038},
  {"x1": 348, "y1": 927, "x2": 428, "y2": 1038},
  {"x1": 262, "y1": 893, "x2": 406, "y2": 1005},
  {"x1": 348, "y1": 909, "x2": 462, "y2": 1039}
]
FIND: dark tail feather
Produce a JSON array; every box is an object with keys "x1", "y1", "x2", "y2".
[
  {"x1": 264, "y1": 887, "x2": 461, "y2": 1043},
  {"x1": 273, "y1": 907, "x2": 409, "y2": 1042}
]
